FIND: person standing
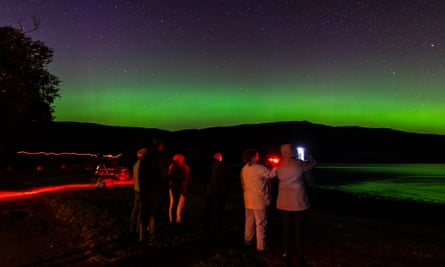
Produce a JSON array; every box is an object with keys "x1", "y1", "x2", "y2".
[
  {"x1": 240, "y1": 148, "x2": 276, "y2": 252},
  {"x1": 168, "y1": 153, "x2": 191, "y2": 224},
  {"x1": 275, "y1": 143, "x2": 316, "y2": 266},
  {"x1": 129, "y1": 147, "x2": 147, "y2": 242},
  {"x1": 205, "y1": 152, "x2": 231, "y2": 232},
  {"x1": 138, "y1": 138, "x2": 169, "y2": 244}
]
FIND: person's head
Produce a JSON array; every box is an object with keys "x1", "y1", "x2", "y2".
[
  {"x1": 242, "y1": 149, "x2": 259, "y2": 164},
  {"x1": 150, "y1": 138, "x2": 164, "y2": 151},
  {"x1": 172, "y1": 154, "x2": 185, "y2": 164},
  {"x1": 213, "y1": 152, "x2": 223, "y2": 162},
  {"x1": 136, "y1": 148, "x2": 147, "y2": 159},
  {"x1": 280, "y1": 144, "x2": 297, "y2": 159}
]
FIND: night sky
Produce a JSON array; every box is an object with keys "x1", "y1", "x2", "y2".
[{"x1": 1, "y1": 0, "x2": 445, "y2": 134}]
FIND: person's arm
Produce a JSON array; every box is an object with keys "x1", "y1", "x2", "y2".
[
  {"x1": 168, "y1": 164, "x2": 173, "y2": 176},
  {"x1": 260, "y1": 164, "x2": 276, "y2": 179},
  {"x1": 160, "y1": 156, "x2": 170, "y2": 180},
  {"x1": 240, "y1": 167, "x2": 246, "y2": 191},
  {"x1": 303, "y1": 155, "x2": 316, "y2": 171},
  {"x1": 185, "y1": 165, "x2": 191, "y2": 182}
]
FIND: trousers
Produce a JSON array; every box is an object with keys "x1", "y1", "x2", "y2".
[{"x1": 244, "y1": 208, "x2": 268, "y2": 251}]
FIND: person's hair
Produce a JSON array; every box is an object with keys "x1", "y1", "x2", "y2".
[
  {"x1": 172, "y1": 154, "x2": 185, "y2": 164},
  {"x1": 150, "y1": 138, "x2": 164, "y2": 150},
  {"x1": 137, "y1": 148, "x2": 147, "y2": 159},
  {"x1": 242, "y1": 148, "x2": 258, "y2": 164},
  {"x1": 213, "y1": 152, "x2": 223, "y2": 162}
]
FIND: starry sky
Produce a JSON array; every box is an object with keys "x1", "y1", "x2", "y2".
[{"x1": 1, "y1": 0, "x2": 445, "y2": 134}]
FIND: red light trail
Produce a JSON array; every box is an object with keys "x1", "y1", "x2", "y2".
[
  {"x1": 0, "y1": 150, "x2": 131, "y2": 200},
  {"x1": 0, "y1": 180, "x2": 133, "y2": 200},
  {"x1": 17, "y1": 151, "x2": 123, "y2": 159}
]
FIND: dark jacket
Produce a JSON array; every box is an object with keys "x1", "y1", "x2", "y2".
[
  {"x1": 138, "y1": 149, "x2": 169, "y2": 203},
  {"x1": 206, "y1": 159, "x2": 231, "y2": 197}
]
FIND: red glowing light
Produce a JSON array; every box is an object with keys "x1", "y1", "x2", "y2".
[
  {"x1": 0, "y1": 179, "x2": 133, "y2": 200},
  {"x1": 267, "y1": 155, "x2": 281, "y2": 166}
]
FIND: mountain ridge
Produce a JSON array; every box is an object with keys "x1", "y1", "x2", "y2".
[{"x1": 21, "y1": 120, "x2": 445, "y2": 164}]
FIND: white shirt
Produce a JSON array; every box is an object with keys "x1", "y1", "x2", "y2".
[{"x1": 240, "y1": 163, "x2": 276, "y2": 210}]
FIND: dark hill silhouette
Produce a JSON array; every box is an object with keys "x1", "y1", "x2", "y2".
[
  {"x1": 18, "y1": 121, "x2": 445, "y2": 165},
  {"x1": 172, "y1": 121, "x2": 445, "y2": 164}
]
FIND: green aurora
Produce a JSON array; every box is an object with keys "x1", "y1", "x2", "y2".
[
  {"x1": 4, "y1": 1, "x2": 444, "y2": 135},
  {"x1": 54, "y1": 68, "x2": 445, "y2": 134}
]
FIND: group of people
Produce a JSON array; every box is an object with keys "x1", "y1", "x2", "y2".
[
  {"x1": 129, "y1": 138, "x2": 195, "y2": 244},
  {"x1": 240, "y1": 144, "x2": 316, "y2": 266},
  {"x1": 129, "y1": 137, "x2": 230, "y2": 244},
  {"x1": 128, "y1": 138, "x2": 316, "y2": 266}
]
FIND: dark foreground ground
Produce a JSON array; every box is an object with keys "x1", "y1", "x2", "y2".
[{"x1": 1, "y1": 169, "x2": 445, "y2": 267}]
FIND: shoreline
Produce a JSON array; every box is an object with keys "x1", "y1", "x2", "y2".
[
  {"x1": 1, "y1": 181, "x2": 444, "y2": 266},
  {"x1": 308, "y1": 187, "x2": 445, "y2": 226}
]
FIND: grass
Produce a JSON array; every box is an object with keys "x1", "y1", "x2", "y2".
[{"x1": 36, "y1": 173, "x2": 445, "y2": 267}]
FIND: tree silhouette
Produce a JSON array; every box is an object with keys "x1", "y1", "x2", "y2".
[
  {"x1": 0, "y1": 22, "x2": 60, "y2": 167},
  {"x1": 0, "y1": 17, "x2": 41, "y2": 45}
]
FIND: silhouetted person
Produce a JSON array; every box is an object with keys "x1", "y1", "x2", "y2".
[
  {"x1": 205, "y1": 152, "x2": 231, "y2": 232},
  {"x1": 130, "y1": 147, "x2": 147, "y2": 242},
  {"x1": 138, "y1": 138, "x2": 169, "y2": 244}
]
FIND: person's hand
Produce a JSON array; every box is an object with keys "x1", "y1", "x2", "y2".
[
  {"x1": 305, "y1": 155, "x2": 316, "y2": 169},
  {"x1": 271, "y1": 166, "x2": 278, "y2": 177}
]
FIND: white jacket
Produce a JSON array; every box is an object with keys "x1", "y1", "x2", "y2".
[{"x1": 240, "y1": 163, "x2": 276, "y2": 210}]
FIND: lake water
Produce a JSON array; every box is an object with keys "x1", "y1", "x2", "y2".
[{"x1": 311, "y1": 164, "x2": 445, "y2": 204}]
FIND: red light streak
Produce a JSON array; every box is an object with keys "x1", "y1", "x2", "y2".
[
  {"x1": 17, "y1": 151, "x2": 122, "y2": 159},
  {"x1": 3, "y1": 150, "x2": 130, "y2": 200},
  {"x1": 0, "y1": 180, "x2": 133, "y2": 200}
]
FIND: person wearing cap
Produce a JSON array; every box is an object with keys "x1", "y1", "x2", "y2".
[{"x1": 275, "y1": 143, "x2": 316, "y2": 266}]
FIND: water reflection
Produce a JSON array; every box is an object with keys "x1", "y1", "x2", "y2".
[{"x1": 311, "y1": 164, "x2": 445, "y2": 204}]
